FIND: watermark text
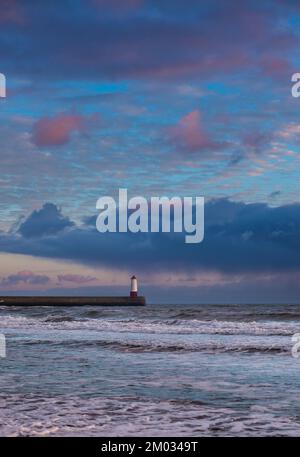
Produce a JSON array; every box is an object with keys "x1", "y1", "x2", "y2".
[
  {"x1": 0, "y1": 334, "x2": 6, "y2": 358},
  {"x1": 0, "y1": 73, "x2": 6, "y2": 98},
  {"x1": 96, "y1": 189, "x2": 204, "y2": 244}
]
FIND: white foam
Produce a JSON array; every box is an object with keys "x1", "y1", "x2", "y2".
[{"x1": 0, "y1": 314, "x2": 298, "y2": 337}]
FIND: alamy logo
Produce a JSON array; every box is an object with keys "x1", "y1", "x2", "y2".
[
  {"x1": 291, "y1": 333, "x2": 300, "y2": 358},
  {"x1": 0, "y1": 334, "x2": 6, "y2": 358},
  {"x1": 96, "y1": 189, "x2": 204, "y2": 244},
  {"x1": 0, "y1": 73, "x2": 6, "y2": 98}
]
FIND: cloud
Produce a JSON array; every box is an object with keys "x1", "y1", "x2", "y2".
[
  {"x1": 1, "y1": 199, "x2": 300, "y2": 276},
  {"x1": 169, "y1": 110, "x2": 226, "y2": 154},
  {"x1": 1, "y1": 270, "x2": 50, "y2": 286},
  {"x1": 0, "y1": 1, "x2": 297, "y2": 83},
  {"x1": 242, "y1": 130, "x2": 273, "y2": 155},
  {"x1": 278, "y1": 124, "x2": 300, "y2": 140},
  {"x1": 0, "y1": 0, "x2": 24, "y2": 24},
  {"x1": 269, "y1": 190, "x2": 281, "y2": 199},
  {"x1": 57, "y1": 274, "x2": 97, "y2": 284},
  {"x1": 18, "y1": 203, "x2": 74, "y2": 238},
  {"x1": 91, "y1": 0, "x2": 143, "y2": 11},
  {"x1": 32, "y1": 113, "x2": 99, "y2": 147},
  {"x1": 260, "y1": 57, "x2": 292, "y2": 80}
]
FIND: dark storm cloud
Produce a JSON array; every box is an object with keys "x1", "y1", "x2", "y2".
[
  {"x1": 18, "y1": 203, "x2": 74, "y2": 238},
  {"x1": 1, "y1": 199, "x2": 300, "y2": 275},
  {"x1": 0, "y1": 0, "x2": 297, "y2": 81}
]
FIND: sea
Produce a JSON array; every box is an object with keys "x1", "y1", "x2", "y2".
[{"x1": 0, "y1": 303, "x2": 300, "y2": 437}]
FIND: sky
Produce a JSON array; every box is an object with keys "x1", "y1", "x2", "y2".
[{"x1": 1, "y1": 0, "x2": 300, "y2": 303}]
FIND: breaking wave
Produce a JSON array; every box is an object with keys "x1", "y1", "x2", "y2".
[
  {"x1": 18, "y1": 337, "x2": 290, "y2": 354},
  {"x1": 0, "y1": 313, "x2": 299, "y2": 337}
]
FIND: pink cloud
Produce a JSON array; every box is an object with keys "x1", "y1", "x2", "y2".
[
  {"x1": 1, "y1": 270, "x2": 50, "y2": 286},
  {"x1": 91, "y1": 0, "x2": 143, "y2": 10},
  {"x1": 32, "y1": 113, "x2": 99, "y2": 147},
  {"x1": 0, "y1": 0, "x2": 24, "y2": 24},
  {"x1": 131, "y1": 51, "x2": 250, "y2": 81},
  {"x1": 260, "y1": 57, "x2": 292, "y2": 80},
  {"x1": 169, "y1": 110, "x2": 223, "y2": 153},
  {"x1": 57, "y1": 274, "x2": 97, "y2": 284}
]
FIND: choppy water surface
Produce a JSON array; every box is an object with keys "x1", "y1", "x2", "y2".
[{"x1": 0, "y1": 303, "x2": 300, "y2": 436}]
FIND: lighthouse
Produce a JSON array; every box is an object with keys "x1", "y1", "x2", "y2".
[{"x1": 130, "y1": 275, "x2": 138, "y2": 297}]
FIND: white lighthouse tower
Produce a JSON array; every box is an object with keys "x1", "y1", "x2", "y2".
[{"x1": 130, "y1": 275, "x2": 138, "y2": 297}]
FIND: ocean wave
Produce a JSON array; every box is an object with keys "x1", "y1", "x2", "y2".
[
  {"x1": 1, "y1": 394, "x2": 299, "y2": 437},
  {"x1": 1, "y1": 314, "x2": 299, "y2": 337},
  {"x1": 17, "y1": 336, "x2": 291, "y2": 354}
]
